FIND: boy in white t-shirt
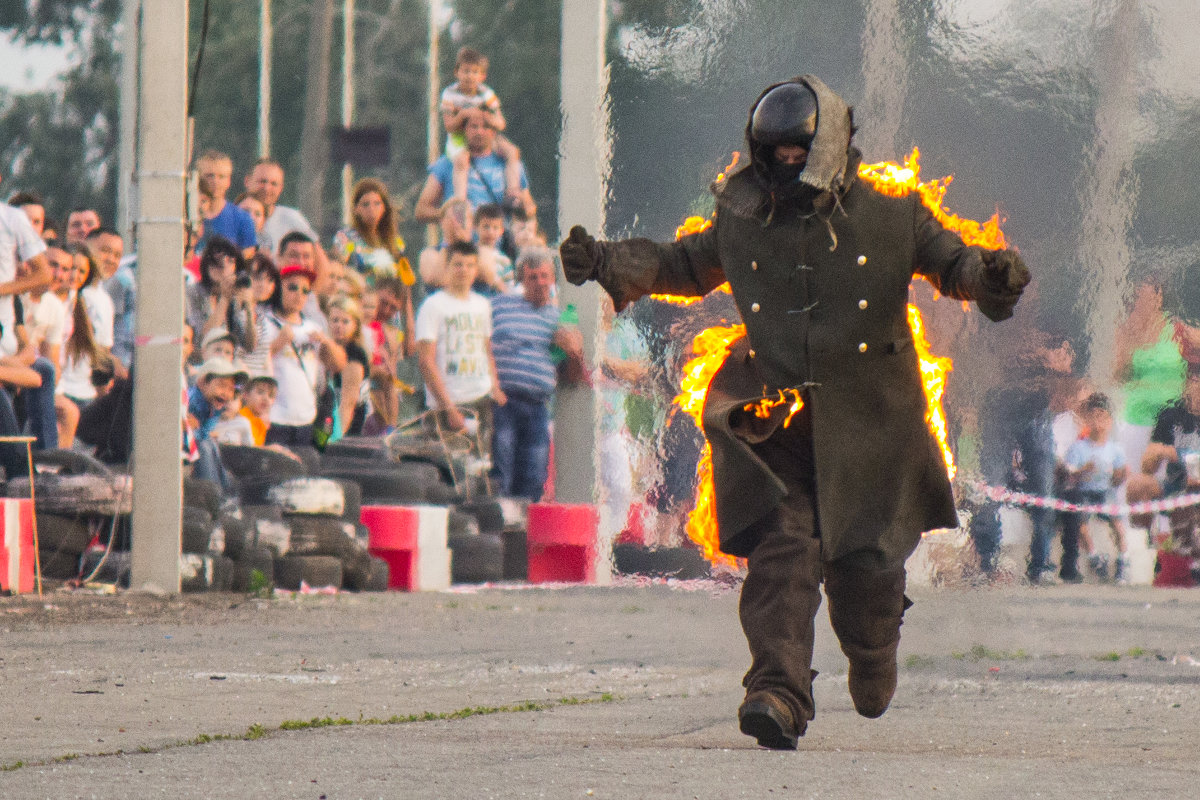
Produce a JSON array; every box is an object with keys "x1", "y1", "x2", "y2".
[{"x1": 416, "y1": 241, "x2": 504, "y2": 457}]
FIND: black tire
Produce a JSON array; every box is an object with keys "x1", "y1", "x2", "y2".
[
  {"x1": 447, "y1": 509, "x2": 481, "y2": 538},
  {"x1": 321, "y1": 464, "x2": 428, "y2": 506},
  {"x1": 425, "y1": 481, "x2": 464, "y2": 506},
  {"x1": 501, "y1": 528, "x2": 528, "y2": 581},
  {"x1": 448, "y1": 532, "x2": 504, "y2": 584},
  {"x1": 80, "y1": 550, "x2": 131, "y2": 587},
  {"x1": 361, "y1": 556, "x2": 390, "y2": 591},
  {"x1": 268, "y1": 477, "x2": 345, "y2": 516},
  {"x1": 332, "y1": 479, "x2": 362, "y2": 522},
  {"x1": 219, "y1": 511, "x2": 253, "y2": 560},
  {"x1": 290, "y1": 445, "x2": 321, "y2": 475},
  {"x1": 211, "y1": 555, "x2": 234, "y2": 591},
  {"x1": 36, "y1": 513, "x2": 94, "y2": 555},
  {"x1": 273, "y1": 555, "x2": 342, "y2": 590},
  {"x1": 322, "y1": 436, "x2": 389, "y2": 462},
  {"x1": 33, "y1": 449, "x2": 113, "y2": 477},
  {"x1": 237, "y1": 475, "x2": 291, "y2": 506},
  {"x1": 183, "y1": 476, "x2": 223, "y2": 517},
  {"x1": 286, "y1": 516, "x2": 355, "y2": 557},
  {"x1": 181, "y1": 507, "x2": 214, "y2": 554},
  {"x1": 180, "y1": 554, "x2": 214, "y2": 592},
  {"x1": 231, "y1": 546, "x2": 275, "y2": 592},
  {"x1": 219, "y1": 444, "x2": 307, "y2": 480},
  {"x1": 9, "y1": 474, "x2": 132, "y2": 516},
  {"x1": 251, "y1": 517, "x2": 292, "y2": 557},
  {"x1": 341, "y1": 547, "x2": 373, "y2": 590},
  {"x1": 38, "y1": 549, "x2": 79, "y2": 580},
  {"x1": 455, "y1": 498, "x2": 505, "y2": 533},
  {"x1": 612, "y1": 544, "x2": 711, "y2": 580},
  {"x1": 241, "y1": 504, "x2": 283, "y2": 523}
]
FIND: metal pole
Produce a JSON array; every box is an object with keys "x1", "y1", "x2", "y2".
[
  {"x1": 259, "y1": 0, "x2": 272, "y2": 157},
  {"x1": 341, "y1": 0, "x2": 355, "y2": 226},
  {"x1": 129, "y1": 0, "x2": 188, "y2": 594},
  {"x1": 425, "y1": 0, "x2": 442, "y2": 247},
  {"x1": 117, "y1": 0, "x2": 142, "y2": 244},
  {"x1": 556, "y1": 0, "x2": 608, "y2": 577}
]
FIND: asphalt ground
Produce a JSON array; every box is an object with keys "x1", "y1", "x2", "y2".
[{"x1": 1, "y1": 580, "x2": 1198, "y2": 799}]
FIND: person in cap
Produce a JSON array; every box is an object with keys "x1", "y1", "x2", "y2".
[
  {"x1": 200, "y1": 325, "x2": 236, "y2": 363},
  {"x1": 559, "y1": 76, "x2": 1030, "y2": 748}
]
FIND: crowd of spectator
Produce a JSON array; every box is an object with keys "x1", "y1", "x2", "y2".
[
  {"x1": 972, "y1": 275, "x2": 1200, "y2": 586},
  {"x1": 0, "y1": 45, "x2": 581, "y2": 506}
]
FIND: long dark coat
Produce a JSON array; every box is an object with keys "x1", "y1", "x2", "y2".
[{"x1": 590, "y1": 163, "x2": 1020, "y2": 565}]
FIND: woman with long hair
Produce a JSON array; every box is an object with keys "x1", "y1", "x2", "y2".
[
  {"x1": 332, "y1": 178, "x2": 416, "y2": 287},
  {"x1": 240, "y1": 252, "x2": 280, "y2": 374},
  {"x1": 54, "y1": 244, "x2": 109, "y2": 447},
  {"x1": 326, "y1": 295, "x2": 371, "y2": 436},
  {"x1": 71, "y1": 243, "x2": 114, "y2": 349},
  {"x1": 186, "y1": 235, "x2": 256, "y2": 359},
  {"x1": 259, "y1": 264, "x2": 347, "y2": 447}
]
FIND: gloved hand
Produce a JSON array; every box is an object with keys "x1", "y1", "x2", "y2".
[
  {"x1": 559, "y1": 225, "x2": 602, "y2": 285},
  {"x1": 980, "y1": 248, "x2": 1030, "y2": 297}
]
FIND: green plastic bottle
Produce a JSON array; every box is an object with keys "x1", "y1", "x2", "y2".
[{"x1": 549, "y1": 303, "x2": 578, "y2": 364}]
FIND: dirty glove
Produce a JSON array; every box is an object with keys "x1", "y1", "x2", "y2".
[
  {"x1": 559, "y1": 225, "x2": 602, "y2": 286},
  {"x1": 974, "y1": 248, "x2": 1029, "y2": 321},
  {"x1": 980, "y1": 248, "x2": 1030, "y2": 297}
]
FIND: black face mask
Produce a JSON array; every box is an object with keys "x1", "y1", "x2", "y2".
[{"x1": 770, "y1": 162, "x2": 804, "y2": 186}]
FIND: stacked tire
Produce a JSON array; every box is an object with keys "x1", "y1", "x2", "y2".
[
  {"x1": 180, "y1": 476, "x2": 233, "y2": 592},
  {"x1": 448, "y1": 498, "x2": 507, "y2": 584},
  {"x1": 266, "y1": 477, "x2": 388, "y2": 591},
  {"x1": 6, "y1": 451, "x2": 131, "y2": 584}
]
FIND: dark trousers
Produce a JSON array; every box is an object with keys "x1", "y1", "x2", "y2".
[
  {"x1": 491, "y1": 391, "x2": 550, "y2": 501},
  {"x1": 739, "y1": 422, "x2": 909, "y2": 731},
  {"x1": 0, "y1": 388, "x2": 30, "y2": 479}
]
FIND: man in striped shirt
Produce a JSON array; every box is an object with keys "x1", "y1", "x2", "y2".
[{"x1": 489, "y1": 247, "x2": 582, "y2": 500}]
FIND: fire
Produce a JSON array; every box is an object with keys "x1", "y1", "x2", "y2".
[
  {"x1": 674, "y1": 324, "x2": 746, "y2": 569},
  {"x1": 908, "y1": 304, "x2": 955, "y2": 479},
  {"x1": 648, "y1": 148, "x2": 1006, "y2": 565},
  {"x1": 857, "y1": 148, "x2": 1007, "y2": 251}
]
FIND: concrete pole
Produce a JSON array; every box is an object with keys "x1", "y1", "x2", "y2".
[
  {"x1": 117, "y1": 0, "x2": 141, "y2": 244},
  {"x1": 556, "y1": 0, "x2": 608, "y2": 577},
  {"x1": 259, "y1": 0, "x2": 272, "y2": 157},
  {"x1": 425, "y1": 0, "x2": 442, "y2": 247},
  {"x1": 341, "y1": 0, "x2": 355, "y2": 226},
  {"x1": 129, "y1": 0, "x2": 188, "y2": 594}
]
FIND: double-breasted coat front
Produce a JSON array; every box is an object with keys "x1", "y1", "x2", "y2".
[{"x1": 589, "y1": 162, "x2": 1020, "y2": 564}]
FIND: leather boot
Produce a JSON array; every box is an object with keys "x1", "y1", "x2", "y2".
[
  {"x1": 738, "y1": 691, "x2": 800, "y2": 750},
  {"x1": 824, "y1": 557, "x2": 909, "y2": 720}
]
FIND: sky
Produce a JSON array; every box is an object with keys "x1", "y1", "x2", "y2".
[{"x1": 0, "y1": 36, "x2": 71, "y2": 93}]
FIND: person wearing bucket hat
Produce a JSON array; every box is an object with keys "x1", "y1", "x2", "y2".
[{"x1": 560, "y1": 75, "x2": 1030, "y2": 748}]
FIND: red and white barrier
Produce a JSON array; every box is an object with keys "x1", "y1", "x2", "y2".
[
  {"x1": 0, "y1": 499, "x2": 35, "y2": 594},
  {"x1": 360, "y1": 505, "x2": 450, "y2": 591},
  {"x1": 526, "y1": 503, "x2": 599, "y2": 584}
]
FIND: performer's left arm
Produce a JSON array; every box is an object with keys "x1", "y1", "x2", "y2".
[
  {"x1": 911, "y1": 201, "x2": 1030, "y2": 322},
  {"x1": 560, "y1": 224, "x2": 725, "y2": 312}
]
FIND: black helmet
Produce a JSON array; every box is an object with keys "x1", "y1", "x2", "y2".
[{"x1": 750, "y1": 82, "x2": 818, "y2": 149}]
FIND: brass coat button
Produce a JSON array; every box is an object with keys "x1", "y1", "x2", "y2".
[
  {"x1": 858, "y1": 342, "x2": 868, "y2": 353},
  {"x1": 857, "y1": 255, "x2": 867, "y2": 265},
  {"x1": 751, "y1": 260, "x2": 758, "y2": 270},
  {"x1": 858, "y1": 299, "x2": 868, "y2": 310},
  {"x1": 748, "y1": 349, "x2": 756, "y2": 358},
  {"x1": 751, "y1": 302, "x2": 761, "y2": 313}
]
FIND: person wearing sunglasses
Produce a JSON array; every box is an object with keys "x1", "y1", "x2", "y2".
[{"x1": 259, "y1": 263, "x2": 346, "y2": 449}]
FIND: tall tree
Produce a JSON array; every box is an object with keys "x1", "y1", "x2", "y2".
[{"x1": 0, "y1": 0, "x2": 121, "y2": 226}]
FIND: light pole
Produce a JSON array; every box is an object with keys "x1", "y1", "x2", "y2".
[{"x1": 128, "y1": 0, "x2": 189, "y2": 594}]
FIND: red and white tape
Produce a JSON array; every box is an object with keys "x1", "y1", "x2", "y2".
[{"x1": 974, "y1": 482, "x2": 1200, "y2": 515}]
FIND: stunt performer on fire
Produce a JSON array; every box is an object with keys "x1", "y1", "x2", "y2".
[{"x1": 560, "y1": 76, "x2": 1029, "y2": 749}]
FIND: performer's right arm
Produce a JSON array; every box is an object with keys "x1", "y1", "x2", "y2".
[{"x1": 560, "y1": 224, "x2": 725, "y2": 311}]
